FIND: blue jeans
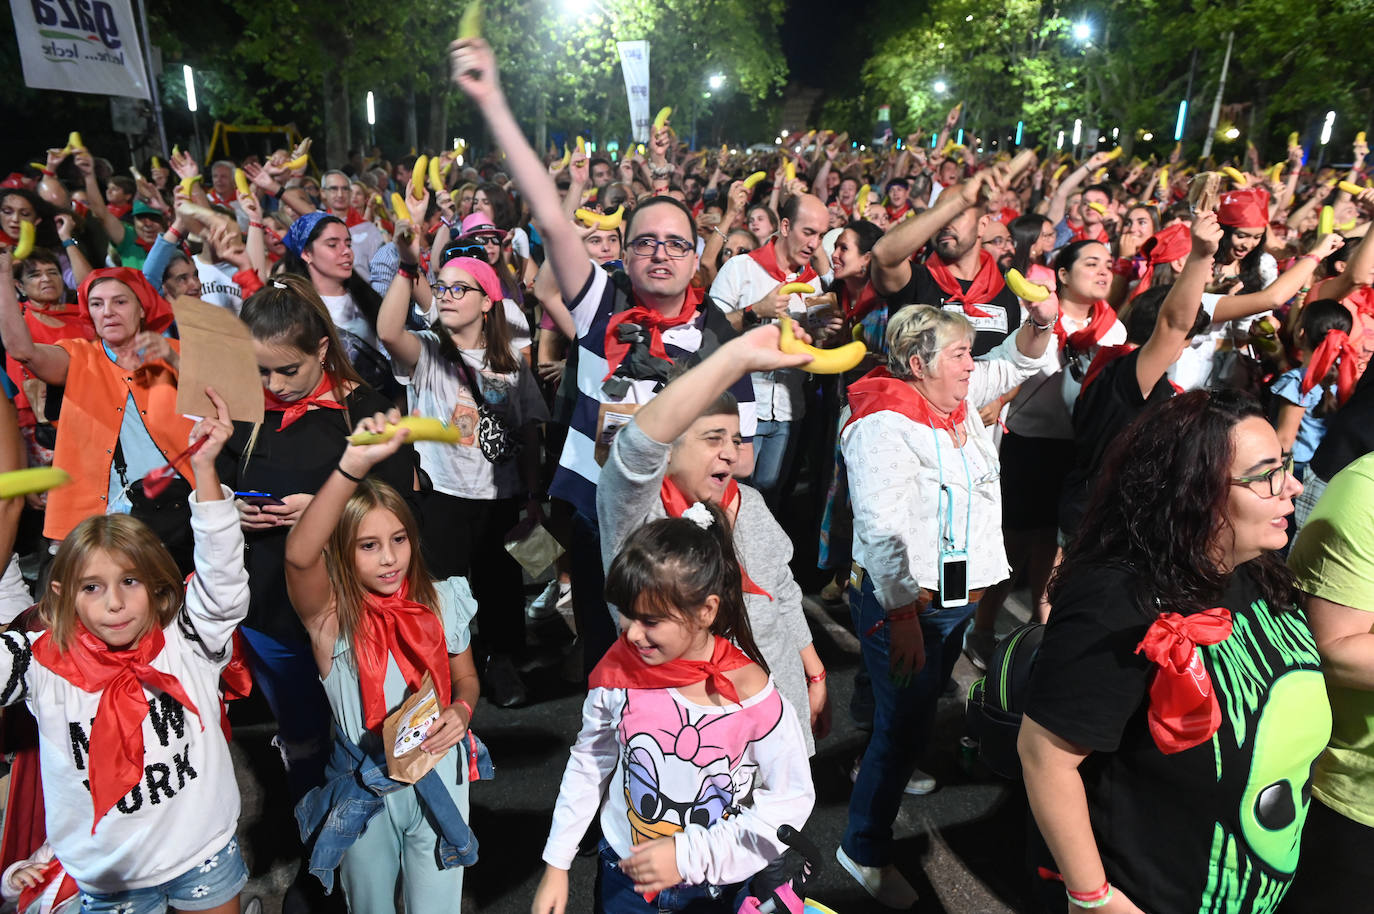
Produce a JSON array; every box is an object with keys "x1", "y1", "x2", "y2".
[
  {"x1": 747, "y1": 420, "x2": 797, "y2": 511},
  {"x1": 841, "y1": 573, "x2": 974, "y2": 866},
  {"x1": 78, "y1": 837, "x2": 247, "y2": 913},
  {"x1": 593, "y1": 840, "x2": 743, "y2": 913}
]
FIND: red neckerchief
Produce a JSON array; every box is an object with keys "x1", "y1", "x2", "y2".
[
  {"x1": 1134, "y1": 608, "x2": 1233, "y2": 754},
  {"x1": 18, "y1": 859, "x2": 77, "y2": 912},
  {"x1": 108, "y1": 203, "x2": 132, "y2": 220},
  {"x1": 843, "y1": 366, "x2": 968, "y2": 441},
  {"x1": 344, "y1": 207, "x2": 365, "y2": 228},
  {"x1": 659, "y1": 477, "x2": 772, "y2": 601},
  {"x1": 1055, "y1": 300, "x2": 1116, "y2": 353},
  {"x1": 588, "y1": 634, "x2": 753, "y2": 703},
  {"x1": 206, "y1": 188, "x2": 235, "y2": 208},
  {"x1": 263, "y1": 374, "x2": 346, "y2": 430},
  {"x1": 746, "y1": 239, "x2": 818, "y2": 285},
  {"x1": 886, "y1": 202, "x2": 911, "y2": 222},
  {"x1": 356, "y1": 581, "x2": 452, "y2": 730},
  {"x1": 1302, "y1": 329, "x2": 1358, "y2": 406},
  {"x1": 602, "y1": 286, "x2": 704, "y2": 380},
  {"x1": 31, "y1": 624, "x2": 203, "y2": 832},
  {"x1": 1081, "y1": 344, "x2": 1184, "y2": 394},
  {"x1": 1069, "y1": 220, "x2": 1109, "y2": 243},
  {"x1": 923, "y1": 250, "x2": 1001, "y2": 319},
  {"x1": 839, "y1": 280, "x2": 881, "y2": 323},
  {"x1": 0, "y1": 229, "x2": 13, "y2": 246}
]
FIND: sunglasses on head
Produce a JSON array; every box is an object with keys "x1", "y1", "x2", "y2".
[{"x1": 441, "y1": 241, "x2": 489, "y2": 265}]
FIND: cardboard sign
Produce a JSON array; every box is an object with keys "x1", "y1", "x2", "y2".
[{"x1": 172, "y1": 295, "x2": 264, "y2": 424}]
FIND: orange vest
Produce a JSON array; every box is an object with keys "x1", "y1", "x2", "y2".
[{"x1": 44, "y1": 340, "x2": 196, "y2": 540}]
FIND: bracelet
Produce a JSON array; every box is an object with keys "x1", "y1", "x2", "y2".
[
  {"x1": 249, "y1": 221, "x2": 264, "y2": 230},
  {"x1": 1028, "y1": 314, "x2": 1057, "y2": 332},
  {"x1": 1300, "y1": 253, "x2": 1321, "y2": 262},
  {"x1": 865, "y1": 606, "x2": 922, "y2": 637},
  {"x1": 455, "y1": 697, "x2": 474, "y2": 722},
  {"x1": 1067, "y1": 886, "x2": 1114, "y2": 909},
  {"x1": 61, "y1": 238, "x2": 77, "y2": 248},
  {"x1": 40, "y1": 168, "x2": 54, "y2": 177},
  {"x1": 336, "y1": 465, "x2": 364, "y2": 483},
  {"x1": 397, "y1": 261, "x2": 419, "y2": 279},
  {"x1": 274, "y1": 185, "x2": 287, "y2": 200},
  {"x1": 806, "y1": 670, "x2": 827, "y2": 685}
]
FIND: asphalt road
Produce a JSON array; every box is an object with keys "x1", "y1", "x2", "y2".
[{"x1": 230, "y1": 588, "x2": 1037, "y2": 914}]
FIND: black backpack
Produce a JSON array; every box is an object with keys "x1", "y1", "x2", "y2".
[{"x1": 964, "y1": 621, "x2": 1045, "y2": 779}]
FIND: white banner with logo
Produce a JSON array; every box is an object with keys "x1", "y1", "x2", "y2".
[
  {"x1": 617, "y1": 40, "x2": 650, "y2": 144},
  {"x1": 9, "y1": 0, "x2": 151, "y2": 100}
]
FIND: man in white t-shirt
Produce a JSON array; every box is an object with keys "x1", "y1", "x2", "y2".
[{"x1": 710, "y1": 193, "x2": 831, "y2": 507}]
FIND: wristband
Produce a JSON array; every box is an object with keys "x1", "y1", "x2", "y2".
[
  {"x1": 1067, "y1": 886, "x2": 1114, "y2": 909},
  {"x1": 61, "y1": 238, "x2": 77, "y2": 248},
  {"x1": 274, "y1": 185, "x2": 287, "y2": 201},
  {"x1": 806, "y1": 670, "x2": 827, "y2": 685},
  {"x1": 1028, "y1": 314, "x2": 1057, "y2": 332},
  {"x1": 167, "y1": 226, "x2": 183, "y2": 241},
  {"x1": 40, "y1": 168, "x2": 55, "y2": 177},
  {"x1": 865, "y1": 606, "x2": 922, "y2": 637},
  {"x1": 398, "y1": 261, "x2": 419, "y2": 280},
  {"x1": 1300, "y1": 253, "x2": 1321, "y2": 263},
  {"x1": 336, "y1": 465, "x2": 364, "y2": 483},
  {"x1": 742, "y1": 306, "x2": 762, "y2": 328},
  {"x1": 455, "y1": 698, "x2": 474, "y2": 722}
]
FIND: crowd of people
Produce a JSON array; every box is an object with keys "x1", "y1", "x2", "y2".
[{"x1": 0, "y1": 28, "x2": 1368, "y2": 914}]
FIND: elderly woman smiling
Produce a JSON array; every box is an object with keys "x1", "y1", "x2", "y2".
[{"x1": 836, "y1": 297, "x2": 1059, "y2": 906}]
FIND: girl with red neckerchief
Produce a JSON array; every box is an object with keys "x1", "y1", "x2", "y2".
[
  {"x1": 284, "y1": 412, "x2": 483, "y2": 914},
  {"x1": 532, "y1": 503, "x2": 815, "y2": 914},
  {"x1": 0, "y1": 390, "x2": 250, "y2": 914}
]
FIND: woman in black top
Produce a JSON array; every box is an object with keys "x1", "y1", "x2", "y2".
[{"x1": 216, "y1": 274, "x2": 418, "y2": 801}]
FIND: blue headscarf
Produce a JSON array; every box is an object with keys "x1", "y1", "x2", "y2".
[{"x1": 282, "y1": 210, "x2": 337, "y2": 256}]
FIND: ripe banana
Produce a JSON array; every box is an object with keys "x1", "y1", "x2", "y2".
[
  {"x1": 778, "y1": 315, "x2": 866, "y2": 375},
  {"x1": 784, "y1": 159, "x2": 796, "y2": 183},
  {"x1": 1091, "y1": 167, "x2": 1106, "y2": 182},
  {"x1": 1270, "y1": 163, "x2": 1284, "y2": 183},
  {"x1": 1338, "y1": 180, "x2": 1365, "y2": 195},
  {"x1": 1358, "y1": 131, "x2": 1368, "y2": 146},
  {"x1": 1319, "y1": 206, "x2": 1335, "y2": 235},
  {"x1": 1288, "y1": 132, "x2": 1300, "y2": 148},
  {"x1": 412, "y1": 155, "x2": 429, "y2": 197},
  {"x1": 1102, "y1": 146, "x2": 1124, "y2": 162},
  {"x1": 152, "y1": 156, "x2": 162, "y2": 170},
  {"x1": 458, "y1": 0, "x2": 483, "y2": 39},
  {"x1": 574, "y1": 206, "x2": 624, "y2": 231},
  {"x1": 742, "y1": 171, "x2": 767, "y2": 191},
  {"x1": 392, "y1": 192, "x2": 412, "y2": 223},
  {"x1": 282, "y1": 153, "x2": 309, "y2": 170},
  {"x1": 28, "y1": 162, "x2": 45, "y2": 171},
  {"x1": 652, "y1": 107, "x2": 672, "y2": 132},
  {"x1": 779, "y1": 283, "x2": 814, "y2": 296},
  {"x1": 348, "y1": 416, "x2": 462, "y2": 445},
  {"x1": 1005, "y1": 268, "x2": 1050, "y2": 302},
  {"x1": 283, "y1": 138, "x2": 312, "y2": 171},
  {"x1": 575, "y1": 136, "x2": 586, "y2": 155},
  {"x1": 11, "y1": 221, "x2": 35, "y2": 261},
  {"x1": 1086, "y1": 201, "x2": 1107, "y2": 215},
  {"x1": 0, "y1": 467, "x2": 70, "y2": 499},
  {"x1": 555, "y1": 146, "x2": 570, "y2": 171},
  {"x1": 1052, "y1": 164, "x2": 1069, "y2": 181},
  {"x1": 179, "y1": 175, "x2": 201, "y2": 196},
  {"x1": 428, "y1": 156, "x2": 444, "y2": 193},
  {"x1": 1220, "y1": 166, "x2": 1248, "y2": 186},
  {"x1": 67, "y1": 131, "x2": 84, "y2": 152},
  {"x1": 1158, "y1": 167, "x2": 1169, "y2": 192},
  {"x1": 234, "y1": 168, "x2": 251, "y2": 196},
  {"x1": 172, "y1": 144, "x2": 181, "y2": 158}
]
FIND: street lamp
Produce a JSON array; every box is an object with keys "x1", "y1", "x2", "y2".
[
  {"x1": 1072, "y1": 118, "x2": 1082, "y2": 146},
  {"x1": 1224, "y1": 126, "x2": 1240, "y2": 140},
  {"x1": 1072, "y1": 20, "x2": 1092, "y2": 43},
  {"x1": 1057, "y1": 130, "x2": 1065, "y2": 150},
  {"x1": 1320, "y1": 110, "x2": 1336, "y2": 145},
  {"x1": 366, "y1": 91, "x2": 376, "y2": 146},
  {"x1": 1142, "y1": 131, "x2": 1154, "y2": 141},
  {"x1": 708, "y1": 73, "x2": 726, "y2": 90},
  {"x1": 933, "y1": 79, "x2": 948, "y2": 94},
  {"x1": 183, "y1": 65, "x2": 203, "y2": 160}
]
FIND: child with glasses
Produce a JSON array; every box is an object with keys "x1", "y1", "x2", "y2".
[{"x1": 377, "y1": 246, "x2": 548, "y2": 708}]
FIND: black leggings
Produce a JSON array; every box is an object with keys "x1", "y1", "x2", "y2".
[{"x1": 421, "y1": 491, "x2": 524, "y2": 656}]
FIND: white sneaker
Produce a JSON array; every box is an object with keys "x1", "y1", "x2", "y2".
[
  {"x1": 527, "y1": 580, "x2": 562, "y2": 620},
  {"x1": 850, "y1": 757, "x2": 938, "y2": 796},
  {"x1": 555, "y1": 580, "x2": 573, "y2": 609},
  {"x1": 835, "y1": 846, "x2": 917, "y2": 908}
]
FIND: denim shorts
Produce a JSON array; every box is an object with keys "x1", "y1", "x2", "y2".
[{"x1": 78, "y1": 836, "x2": 248, "y2": 914}]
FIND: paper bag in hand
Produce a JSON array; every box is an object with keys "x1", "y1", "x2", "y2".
[
  {"x1": 382, "y1": 671, "x2": 446, "y2": 783},
  {"x1": 171, "y1": 295, "x2": 265, "y2": 423}
]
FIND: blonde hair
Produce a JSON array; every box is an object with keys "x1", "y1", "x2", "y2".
[
  {"x1": 326, "y1": 479, "x2": 439, "y2": 662},
  {"x1": 39, "y1": 515, "x2": 184, "y2": 651},
  {"x1": 885, "y1": 305, "x2": 975, "y2": 380}
]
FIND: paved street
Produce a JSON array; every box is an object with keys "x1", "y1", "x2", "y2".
[{"x1": 230, "y1": 585, "x2": 1037, "y2": 914}]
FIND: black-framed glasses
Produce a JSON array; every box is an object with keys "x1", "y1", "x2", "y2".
[
  {"x1": 432, "y1": 282, "x2": 483, "y2": 301},
  {"x1": 442, "y1": 242, "x2": 489, "y2": 264},
  {"x1": 629, "y1": 236, "x2": 694, "y2": 259},
  {"x1": 1231, "y1": 455, "x2": 1295, "y2": 498}
]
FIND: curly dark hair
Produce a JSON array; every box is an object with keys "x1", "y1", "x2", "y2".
[
  {"x1": 1051, "y1": 388, "x2": 1298, "y2": 618},
  {"x1": 1216, "y1": 224, "x2": 1268, "y2": 294}
]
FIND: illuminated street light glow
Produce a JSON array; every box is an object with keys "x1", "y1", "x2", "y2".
[{"x1": 183, "y1": 65, "x2": 197, "y2": 112}]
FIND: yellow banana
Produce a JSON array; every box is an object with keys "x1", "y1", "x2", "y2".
[
  {"x1": 1319, "y1": 206, "x2": 1335, "y2": 235},
  {"x1": 179, "y1": 175, "x2": 201, "y2": 196},
  {"x1": 28, "y1": 162, "x2": 45, "y2": 171},
  {"x1": 428, "y1": 156, "x2": 444, "y2": 193},
  {"x1": 636, "y1": 144, "x2": 645, "y2": 156},
  {"x1": 1005, "y1": 268, "x2": 1050, "y2": 303},
  {"x1": 742, "y1": 171, "x2": 767, "y2": 191},
  {"x1": 1086, "y1": 201, "x2": 1107, "y2": 215},
  {"x1": 172, "y1": 144, "x2": 181, "y2": 158},
  {"x1": 652, "y1": 107, "x2": 672, "y2": 132},
  {"x1": 784, "y1": 159, "x2": 796, "y2": 182},
  {"x1": 348, "y1": 416, "x2": 462, "y2": 445},
  {"x1": 555, "y1": 146, "x2": 570, "y2": 171},
  {"x1": 151, "y1": 156, "x2": 162, "y2": 170},
  {"x1": 458, "y1": 0, "x2": 483, "y2": 39},
  {"x1": 1288, "y1": 132, "x2": 1300, "y2": 148},
  {"x1": 576, "y1": 136, "x2": 585, "y2": 155},
  {"x1": 574, "y1": 206, "x2": 624, "y2": 231},
  {"x1": 1091, "y1": 167, "x2": 1106, "y2": 182},
  {"x1": 1220, "y1": 166, "x2": 1248, "y2": 186},
  {"x1": 1338, "y1": 180, "x2": 1364, "y2": 195},
  {"x1": 391, "y1": 192, "x2": 412, "y2": 223},
  {"x1": 0, "y1": 467, "x2": 70, "y2": 499},
  {"x1": 854, "y1": 184, "x2": 871, "y2": 219},
  {"x1": 1357, "y1": 131, "x2": 1368, "y2": 146},
  {"x1": 1337, "y1": 219, "x2": 1358, "y2": 232},
  {"x1": 234, "y1": 168, "x2": 251, "y2": 196},
  {"x1": 1270, "y1": 163, "x2": 1284, "y2": 183},
  {"x1": 1102, "y1": 146, "x2": 1124, "y2": 162},
  {"x1": 11, "y1": 221, "x2": 35, "y2": 261},
  {"x1": 412, "y1": 154, "x2": 429, "y2": 197},
  {"x1": 1052, "y1": 164, "x2": 1069, "y2": 181},
  {"x1": 778, "y1": 315, "x2": 866, "y2": 375},
  {"x1": 852, "y1": 324, "x2": 864, "y2": 343},
  {"x1": 67, "y1": 131, "x2": 84, "y2": 152},
  {"x1": 779, "y1": 283, "x2": 815, "y2": 296},
  {"x1": 1158, "y1": 167, "x2": 1169, "y2": 192},
  {"x1": 282, "y1": 152, "x2": 309, "y2": 170}
]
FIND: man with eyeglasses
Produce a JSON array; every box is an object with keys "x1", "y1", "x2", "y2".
[
  {"x1": 451, "y1": 36, "x2": 756, "y2": 675},
  {"x1": 981, "y1": 218, "x2": 1015, "y2": 272},
  {"x1": 710, "y1": 192, "x2": 830, "y2": 508},
  {"x1": 321, "y1": 169, "x2": 384, "y2": 282}
]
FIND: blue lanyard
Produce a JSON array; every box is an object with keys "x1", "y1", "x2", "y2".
[{"x1": 932, "y1": 423, "x2": 974, "y2": 553}]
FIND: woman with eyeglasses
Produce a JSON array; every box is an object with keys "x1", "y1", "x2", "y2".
[
  {"x1": 1019, "y1": 389, "x2": 1326, "y2": 914},
  {"x1": 378, "y1": 232, "x2": 548, "y2": 708},
  {"x1": 837, "y1": 301, "x2": 1059, "y2": 905}
]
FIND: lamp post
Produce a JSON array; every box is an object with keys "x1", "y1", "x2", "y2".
[
  {"x1": 366, "y1": 91, "x2": 376, "y2": 147},
  {"x1": 183, "y1": 65, "x2": 203, "y2": 162}
]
